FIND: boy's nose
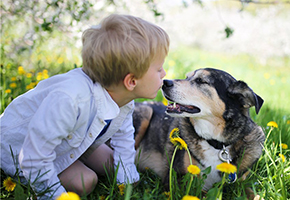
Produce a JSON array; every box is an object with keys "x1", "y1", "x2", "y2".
[{"x1": 161, "y1": 68, "x2": 166, "y2": 79}]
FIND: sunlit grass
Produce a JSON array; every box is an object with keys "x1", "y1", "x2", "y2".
[{"x1": 1, "y1": 47, "x2": 289, "y2": 199}]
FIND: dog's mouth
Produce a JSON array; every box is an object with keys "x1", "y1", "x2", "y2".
[{"x1": 166, "y1": 102, "x2": 201, "y2": 114}]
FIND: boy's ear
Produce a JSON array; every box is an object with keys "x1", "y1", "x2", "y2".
[{"x1": 123, "y1": 73, "x2": 137, "y2": 91}]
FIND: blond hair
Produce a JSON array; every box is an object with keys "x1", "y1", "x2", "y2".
[{"x1": 82, "y1": 14, "x2": 170, "y2": 87}]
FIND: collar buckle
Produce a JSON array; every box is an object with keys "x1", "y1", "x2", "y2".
[
  {"x1": 218, "y1": 145, "x2": 232, "y2": 163},
  {"x1": 218, "y1": 145, "x2": 237, "y2": 183}
]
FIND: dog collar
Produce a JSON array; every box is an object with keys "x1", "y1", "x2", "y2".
[{"x1": 207, "y1": 139, "x2": 228, "y2": 150}]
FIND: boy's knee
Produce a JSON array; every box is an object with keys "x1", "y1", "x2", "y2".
[
  {"x1": 75, "y1": 171, "x2": 98, "y2": 196},
  {"x1": 59, "y1": 160, "x2": 99, "y2": 196},
  {"x1": 86, "y1": 172, "x2": 98, "y2": 194}
]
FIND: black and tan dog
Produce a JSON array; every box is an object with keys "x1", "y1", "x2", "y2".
[{"x1": 133, "y1": 68, "x2": 265, "y2": 198}]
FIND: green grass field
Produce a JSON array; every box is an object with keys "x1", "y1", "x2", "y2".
[{"x1": 1, "y1": 46, "x2": 289, "y2": 199}]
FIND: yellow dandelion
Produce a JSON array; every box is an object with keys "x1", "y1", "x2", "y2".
[
  {"x1": 10, "y1": 77, "x2": 17, "y2": 81},
  {"x1": 165, "y1": 70, "x2": 175, "y2": 79},
  {"x1": 280, "y1": 143, "x2": 288, "y2": 150},
  {"x1": 26, "y1": 83, "x2": 34, "y2": 90},
  {"x1": 263, "y1": 73, "x2": 270, "y2": 79},
  {"x1": 270, "y1": 79, "x2": 275, "y2": 85},
  {"x1": 182, "y1": 195, "x2": 200, "y2": 200},
  {"x1": 163, "y1": 191, "x2": 170, "y2": 197},
  {"x1": 168, "y1": 60, "x2": 176, "y2": 67},
  {"x1": 3, "y1": 177, "x2": 16, "y2": 192},
  {"x1": 169, "y1": 128, "x2": 179, "y2": 139},
  {"x1": 99, "y1": 195, "x2": 106, "y2": 200},
  {"x1": 46, "y1": 56, "x2": 52, "y2": 63},
  {"x1": 5, "y1": 89, "x2": 11, "y2": 94},
  {"x1": 187, "y1": 165, "x2": 201, "y2": 175},
  {"x1": 42, "y1": 73, "x2": 49, "y2": 79},
  {"x1": 36, "y1": 54, "x2": 43, "y2": 61},
  {"x1": 26, "y1": 73, "x2": 33, "y2": 78},
  {"x1": 216, "y1": 162, "x2": 237, "y2": 174},
  {"x1": 267, "y1": 121, "x2": 278, "y2": 128},
  {"x1": 118, "y1": 183, "x2": 125, "y2": 196},
  {"x1": 287, "y1": 120, "x2": 290, "y2": 125},
  {"x1": 57, "y1": 57, "x2": 64, "y2": 64},
  {"x1": 36, "y1": 72, "x2": 43, "y2": 81},
  {"x1": 56, "y1": 192, "x2": 80, "y2": 200},
  {"x1": 279, "y1": 153, "x2": 285, "y2": 163},
  {"x1": 170, "y1": 137, "x2": 187, "y2": 150},
  {"x1": 162, "y1": 97, "x2": 168, "y2": 106},
  {"x1": 18, "y1": 66, "x2": 26, "y2": 75},
  {"x1": 9, "y1": 83, "x2": 17, "y2": 88}
]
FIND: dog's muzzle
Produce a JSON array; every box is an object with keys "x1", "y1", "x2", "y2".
[
  {"x1": 162, "y1": 79, "x2": 201, "y2": 114},
  {"x1": 163, "y1": 79, "x2": 174, "y2": 88}
]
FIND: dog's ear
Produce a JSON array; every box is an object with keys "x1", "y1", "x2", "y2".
[{"x1": 227, "y1": 81, "x2": 264, "y2": 114}]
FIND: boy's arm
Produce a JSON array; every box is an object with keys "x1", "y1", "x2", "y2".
[
  {"x1": 19, "y1": 92, "x2": 78, "y2": 199},
  {"x1": 110, "y1": 109, "x2": 140, "y2": 184}
]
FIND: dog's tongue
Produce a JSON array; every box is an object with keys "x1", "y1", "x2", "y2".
[{"x1": 167, "y1": 102, "x2": 200, "y2": 114}]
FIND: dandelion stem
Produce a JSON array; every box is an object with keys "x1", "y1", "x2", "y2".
[
  {"x1": 186, "y1": 176, "x2": 194, "y2": 195},
  {"x1": 169, "y1": 146, "x2": 178, "y2": 200},
  {"x1": 217, "y1": 173, "x2": 226, "y2": 200},
  {"x1": 186, "y1": 148, "x2": 193, "y2": 195},
  {"x1": 265, "y1": 127, "x2": 273, "y2": 143},
  {"x1": 186, "y1": 148, "x2": 193, "y2": 165}
]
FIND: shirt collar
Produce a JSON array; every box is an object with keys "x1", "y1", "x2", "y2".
[
  {"x1": 102, "y1": 88, "x2": 120, "y2": 120},
  {"x1": 80, "y1": 68, "x2": 121, "y2": 120}
]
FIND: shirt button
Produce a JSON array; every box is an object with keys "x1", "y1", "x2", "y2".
[
  {"x1": 89, "y1": 133, "x2": 93, "y2": 138},
  {"x1": 70, "y1": 154, "x2": 74, "y2": 159},
  {"x1": 67, "y1": 135, "x2": 72, "y2": 140}
]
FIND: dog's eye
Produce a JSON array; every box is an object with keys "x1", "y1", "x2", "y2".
[{"x1": 195, "y1": 78, "x2": 208, "y2": 84}]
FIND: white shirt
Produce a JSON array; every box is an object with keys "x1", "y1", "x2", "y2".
[{"x1": 0, "y1": 68, "x2": 139, "y2": 199}]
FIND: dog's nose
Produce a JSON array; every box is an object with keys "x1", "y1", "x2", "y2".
[{"x1": 163, "y1": 79, "x2": 174, "y2": 87}]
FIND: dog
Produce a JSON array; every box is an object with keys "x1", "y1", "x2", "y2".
[{"x1": 133, "y1": 68, "x2": 265, "y2": 198}]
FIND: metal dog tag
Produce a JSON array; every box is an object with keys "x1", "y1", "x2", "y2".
[
  {"x1": 228, "y1": 172, "x2": 237, "y2": 183},
  {"x1": 218, "y1": 146, "x2": 237, "y2": 183},
  {"x1": 218, "y1": 146, "x2": 232, "y2": 163}
]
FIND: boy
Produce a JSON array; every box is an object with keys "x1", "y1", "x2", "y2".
[{"x1": 0, "y1": 14, "x2": 169, "y2": 199}]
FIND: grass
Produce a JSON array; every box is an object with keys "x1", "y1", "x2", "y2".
[{"x1": 1, "y1": 46, "x2": 289, "y2": 199}]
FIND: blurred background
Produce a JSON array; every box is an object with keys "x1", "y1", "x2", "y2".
[{"x1": 1, "y1": 0, "x2": 290, "y2": 116}]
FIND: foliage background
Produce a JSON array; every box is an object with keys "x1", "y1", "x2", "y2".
[
  {"x1": 2, "y1": 0, "x2": 290, "y2": 125},
  {"x1": 1, "y1": 0, "x2": 290, "y2": 199},
  {"x1": 2, "y1": 0, "x2": 290, "y2": 111}
]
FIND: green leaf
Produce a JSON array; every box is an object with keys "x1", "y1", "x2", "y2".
[
  {"x1": 203, "y1": 166, "x2": 212, "y2": 175},
  {"x1": 225, "y1": 26, "x2": 234, "y2": 38},
  {"x1": 14, "y1": 184, "x2": 27, "y2": 200},
  {"x1": 206, "y1": 186, "x2": 219, "y2": 200}
]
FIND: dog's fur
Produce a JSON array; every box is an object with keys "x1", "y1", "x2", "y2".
[{"x1": 133, "y1": 68, "x2": 265, "y2": 197}]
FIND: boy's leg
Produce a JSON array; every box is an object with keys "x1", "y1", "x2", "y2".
[
  {"x1": 83, "y1": 143, "x2": 114, "y2": 175},
  {"x1": 58, "y1": 160, "x2": 98, "y2": 196}
]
